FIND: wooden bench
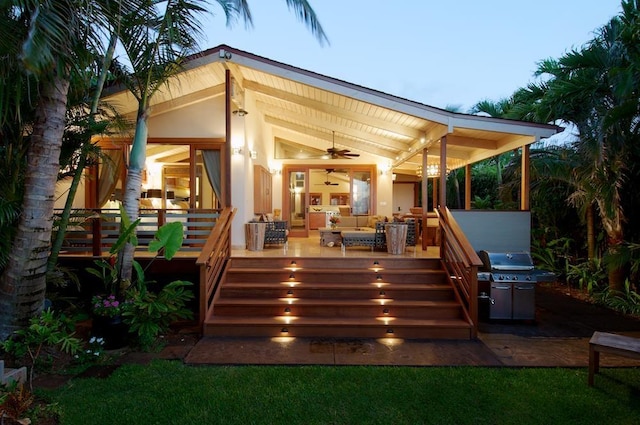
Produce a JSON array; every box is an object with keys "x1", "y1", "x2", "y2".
[{"x1": 588, "y1": 331, "x2": 640, "y2": 386}]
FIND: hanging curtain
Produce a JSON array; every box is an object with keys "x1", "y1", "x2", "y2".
[
  {"x1": 202, "y1": 150, "x2": 221, "y2": 203},
  {"x1": 97, "y1": 149, "x2": 124, "y2": 207}
]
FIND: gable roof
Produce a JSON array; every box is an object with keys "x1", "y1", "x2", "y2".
[{"x1": 103, "y1": 44, "x2": 561, "y2": 173}]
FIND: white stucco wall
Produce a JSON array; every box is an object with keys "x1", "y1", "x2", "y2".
[
  {"x1": 393, "y1": 182, "x2": 416, "y2": 214},
  {"x1": 376, "y1": 171, "x2": 393, "y2": 218},
  {"x1": 148, "y1": 98, "x2": 226, "y2": 137},
  {"x1": 136, "y1": 91, "x2": 397, "y2": 248}
]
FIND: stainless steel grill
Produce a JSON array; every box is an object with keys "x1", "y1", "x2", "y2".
[
  {"x1": 478, "y1": 251, "x2": 536, "y2": 283},
  {"x1": 477, "y1": 250, "x2": 543, "y2": 320}
]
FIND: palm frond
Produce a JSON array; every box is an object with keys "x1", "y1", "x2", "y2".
[{"x1": 283, "y1": 0, "x2": 329, "y2": 45}]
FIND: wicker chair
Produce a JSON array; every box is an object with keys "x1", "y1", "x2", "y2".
[
  {"x1": 405, "y1": 219, "x2": 417, "y2": 246},
  {"x1": 374, "y1": 222, "x2": 387, "y2": 250},
  {"x1": 264, "y1": 221, "x2": 288, "y2": 246}
]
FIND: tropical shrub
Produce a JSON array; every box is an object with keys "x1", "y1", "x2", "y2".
[
  {"x1": 1, "y1": 309, "x2": 81, "y2": 387},
  {"x1": 531, "y1": 237, "x2": 575, "y2": 279},
  {"x1": 593, "y1": 280, "x2": 640, "y2": 317},
  {"x1": 566, "y1": 258, "x2": 607, "y2": 293}
]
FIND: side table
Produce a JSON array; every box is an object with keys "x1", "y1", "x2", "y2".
[{"x1": 319, "y1": 227, "x2": 342, "y2": 246}]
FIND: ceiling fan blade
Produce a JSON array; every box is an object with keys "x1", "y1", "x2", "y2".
[{"x1": 326, "y1": 132, "x2": 359, "y2": 159}]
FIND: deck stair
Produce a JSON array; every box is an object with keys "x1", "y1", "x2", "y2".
[{"x1": 204, "y1": 257, "x2": 473, "y2": 339}]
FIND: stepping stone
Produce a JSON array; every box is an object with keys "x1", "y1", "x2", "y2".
[{"x1": 0, "y1": 360, "x2": 27, "y2": 385}]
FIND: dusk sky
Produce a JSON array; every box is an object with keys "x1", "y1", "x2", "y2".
[{"x1": 204, "y1": 0, "x2": 621, "y2": 112}]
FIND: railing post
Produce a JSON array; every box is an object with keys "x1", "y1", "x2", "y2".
[
  {"x1": 92, "y1": 212, "x2": 101, "y2": 257},
  {"x1": 470, "y1": 266, "x2": 478, "y2": 339},
  {"x1": 158, "y1": 209, "x2": 166, "y2": 227}
]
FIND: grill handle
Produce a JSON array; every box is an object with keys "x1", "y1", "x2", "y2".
[{"x1": 478, "y1": 292, "x2": 495, "y2": 305}]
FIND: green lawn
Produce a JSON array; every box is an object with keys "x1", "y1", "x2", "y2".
[{"x1": 47, "y1": 361, "x2": 640, "y2": 424}]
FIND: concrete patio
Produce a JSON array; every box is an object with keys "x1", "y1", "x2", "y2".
[{"x1": 183, "y1": 284, "x2": 640, "y2": 368}]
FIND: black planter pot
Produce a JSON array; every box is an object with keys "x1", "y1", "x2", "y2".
[{"x1": 91, "y1": 315, "x2": 128, "y2": 350}]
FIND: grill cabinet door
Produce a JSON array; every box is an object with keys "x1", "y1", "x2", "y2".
[
  {"x1": 513, "y1": 283, "x2": 535, "y2": 320},
  {"x1": 490, "y1": 283, "x2": 512, "y2": 319}
]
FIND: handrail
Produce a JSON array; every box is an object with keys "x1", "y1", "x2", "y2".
[
  {"x1": 438, "y1": 207, "x2": 483, "y2": 338},
  {"x1": 195, "y1": 207, "x2": 236, "y2": 327},
  {"x1": 53, "y1": 208, "x2": 221, "y2": 255}
]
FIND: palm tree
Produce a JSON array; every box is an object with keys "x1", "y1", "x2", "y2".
[
  {"x1": 0, "y1": 0, "x2": 327, "y2": 338},
  {"x1": 115, "y1": 0, "x2": 328, "y2": 282},
  {"x1": 520, "y1": 0, "x2": 640, "y2": 291},
  {"x1": 470, "y1": 99, "x2": 514, "y2": 189},
  {"x1": 0, "y1": 0, "x2": 143, "y2": 340}
]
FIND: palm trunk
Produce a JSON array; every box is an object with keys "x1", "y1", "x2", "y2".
[
  {"x1": 586, "y1": 203, "x2": 596, "y2": 266},
  {"x1": 47, "y1": 34, "x2": 119, "y2": 273},
  {"x1": 607, "y1": 239, "x2": 626, "y2": 292},
  {"x1": 0, "y1": 75, "x2": 70, "y2": 339},
  {"x1": 47, "y1": 152, "x2": 87, "y2": 272},
  {"x1": 453, "y1": 172, "x2": 462, "y2": 209},
  {"x1": 119, "y1": 103, "x2": 150, "y2": 284},
  {"x1": 599, "y1": 201, "x2": 624, "y2": 292}
]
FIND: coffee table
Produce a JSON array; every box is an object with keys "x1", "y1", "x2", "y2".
[{"x1": 319, "y1": 227, "x2": 342, "y2": 246}]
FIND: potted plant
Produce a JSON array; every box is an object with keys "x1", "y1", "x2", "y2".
[
  {"x1": 329, "y1": 216, "x2": 340, "y2": 229},
  {"x1": 85, "y1": 204, "x2": 139, "y2": 349},
  {"x1": 90, "y1": 294, "x2": 127, "y2": 349}
]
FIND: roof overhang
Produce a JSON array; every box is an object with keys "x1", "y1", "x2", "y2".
[{"x1": 102, "y1": 44, "x2": 562, "y2": 174}]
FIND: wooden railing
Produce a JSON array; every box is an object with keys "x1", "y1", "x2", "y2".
[
  {"x1": 54, "y1": 208, "x2": 221, "y2": 255},
  {"x1": 438, "y1": 207, "x2": 483, "y2": 338},
  {"x1": 196, "y1": 207, "x2": 236, "y2": 326}
]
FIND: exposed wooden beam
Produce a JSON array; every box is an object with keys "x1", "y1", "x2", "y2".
[
  {"x1": 124, "y1": 84, "x2": 225, "y2": 119},
  {"x1": 446, "y1": 135, "x2": 498, "y2": 149},
  {"x1": 245, "y1": 80, "x2": 423, "y2": 140},
  {"x1": 264, "y1": 116, "x2": 396, "y2": 160},
  {"x1": 258, "y1": 102, "x2": 406, "y2": 151}
]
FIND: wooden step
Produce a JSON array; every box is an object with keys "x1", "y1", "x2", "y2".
[
  {"x1": 228, "y1": 257, "x2": 442, "y2": 270},
  {"x1": 212, "y1": 299, "x2": 463, "y2": 319},
  {"x1": 205, "y1": 256, "x2": 472, "y2": 340},
  {"x1": 224, "y1": 269, "x2": 448, "y2": 285},
  {"x1": 204, "y1": 317, "x2": 472, "y2": 339},
  {"x1": 220, "y1": 282, "x2": 455, "y2": 301}
]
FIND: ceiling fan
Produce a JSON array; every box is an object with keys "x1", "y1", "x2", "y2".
[
  {"x1": 326, "y1": 131, "x2": 360, "y2": 159},
  {"x1": 315, "y1": 169, "x2": 339, "y2": 186}
]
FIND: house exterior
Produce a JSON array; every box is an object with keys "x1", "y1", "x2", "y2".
[{"x1": 57, "y1": 44, "x2": 560, "y2": 249}]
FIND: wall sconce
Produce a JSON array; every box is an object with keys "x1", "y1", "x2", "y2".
[
  {"x1": 232, "y1": 108, "x2": 248, "y2": 117},
  {"x1": 392, "y1": 173, "x2": 397, "y2": 181},
  {"x1": 250, "y1": 150, "x2": 257, "y2": 159},
  {"x1": 379, "y1": 161, "x2": 392, "y2": 176},
  {"x1": 232, "y1": 147, "x2": 243, "y2": 156},
  {"x1": 270, "y1": 168, "x2": 282, "y2": 175}
]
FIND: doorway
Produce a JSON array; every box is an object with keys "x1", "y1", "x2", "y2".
[{"x1": 282, "y1": 165, "x2": 374, "y2": 237}]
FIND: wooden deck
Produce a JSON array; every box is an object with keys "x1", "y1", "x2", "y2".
[
  {"x1": 58, "y1": 210, "x2": 478, "y2": 340},
  {"x1": 232, "y1": 229, "x2": 441, "y2": 259}
]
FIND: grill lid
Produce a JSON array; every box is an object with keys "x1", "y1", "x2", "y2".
[{"x1": 478, "y1": 250, "x2": 535, "y2": 272}]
